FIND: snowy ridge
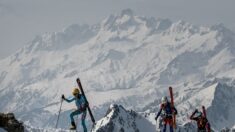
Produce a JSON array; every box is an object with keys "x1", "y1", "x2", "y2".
[
  {"x1": 92, "y1": 104, "x2": 156, "y2": 132},
  {"x1": 0, "y1": 9, "x2": 235, "y2": 131},
  {"x1": 92, "y1": 104, "x2": 205, "y2": 132}
]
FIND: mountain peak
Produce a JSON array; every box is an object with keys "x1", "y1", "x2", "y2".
[
  {"x1": 211, "y1": 23, "x2": 229, "y2": 31},
  {"x1": 101, "y1": 9, "x2": 137, "y2": 30},
  {"x1": 92, "y1": 104, "x2": 156, "y2": 132},
  {"x1": 210, "y1": 23, "x2": 235, "y2": 37},
  {"x1": 120, "y1": 8, "x2": 134, "y2": 17},
  {"x1": 168, "y1": 20, "x2": 200, "y2": 34}
]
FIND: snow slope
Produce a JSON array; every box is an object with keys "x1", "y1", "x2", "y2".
[{"x1": 0, "y1": 9, "x2": 235, "y2": 131}]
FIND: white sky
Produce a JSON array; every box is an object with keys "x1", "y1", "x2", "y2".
[{"x1": 1, "y1": 0, "x2": 235, "y2": 60}]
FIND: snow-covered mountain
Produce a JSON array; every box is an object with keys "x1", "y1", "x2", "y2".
[
  {"x1": 92, "y1": 104, "x2": 156, "y2": 132},
  {"x1": 1, "y1": 9, "x2": 235, "y2": 131}
]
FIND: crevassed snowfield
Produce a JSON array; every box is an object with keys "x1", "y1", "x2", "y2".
[{"x1": 0, "y1": 9, "x2": 235, "y2": 131}]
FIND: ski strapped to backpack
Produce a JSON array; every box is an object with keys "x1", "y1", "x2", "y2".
[
  {"x1": 202, "y1": 106, "x2": 207, "y2": 118},
  {"x1": 169, "y1": 86, "x2": 176, "y2": 129},
  {"x1": 76, "y1": 78, "x2": 96, "y2": 124}
]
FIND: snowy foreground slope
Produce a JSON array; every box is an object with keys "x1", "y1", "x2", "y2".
[{"x1": 1, "y1": 9, "x2": 235, "y2": 131}]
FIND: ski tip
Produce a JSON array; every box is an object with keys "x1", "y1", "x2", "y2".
[
  {"x1": 169, "y1": 86, "x2": 173, "y2": 90},
  {"x1": 76, "y1": 78, "x2": 80, "y2": 82}
]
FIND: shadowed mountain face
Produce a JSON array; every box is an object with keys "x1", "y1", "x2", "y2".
[{"x1": 0, "y1": 9, "x2": 235, "y2": 131}]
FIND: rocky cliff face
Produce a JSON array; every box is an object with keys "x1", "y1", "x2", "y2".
[{"x1": 0, "y1": 113, "x2": 24, "y2": 132}]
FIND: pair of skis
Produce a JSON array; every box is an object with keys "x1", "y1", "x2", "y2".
[
  {"x1": 202, "y1": 105, "x2": 207, "y2": 118},
  {"x1": 76, "y1": 78, "x2": 96, "y2": 124},
  {"x1": 169, "y1": 87, "x2": 208, "y2": 130},
  {"x1": 169, "y1": 87, "x2": 177, "y2": 129}
]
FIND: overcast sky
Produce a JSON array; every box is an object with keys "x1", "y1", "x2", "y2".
[{"x1": 1, "y1": 0, "x2": 235, "y2": 60}]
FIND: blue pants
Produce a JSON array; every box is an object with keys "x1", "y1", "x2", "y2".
[
  {"x1": 163, "y1": 124, "x2": 173, "y2": 132},
  {"x1": 70, "y1": 110, "x2": 87, "y2": 132}
]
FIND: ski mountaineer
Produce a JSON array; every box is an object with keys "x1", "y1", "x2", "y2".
[
  {"x1": 61, "y1": 88, "x2": 88, "y2": 131},
  {"x1": 190, "y1": 109, "x2": 211, "y2": 132},
  {"x1": 155, "y1": 96, "x2": 178, "y2": 132}
]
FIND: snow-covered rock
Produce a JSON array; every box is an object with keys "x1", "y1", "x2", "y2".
[{"x1": 92, "y1": 104, "x2": 156, "y2": 132}]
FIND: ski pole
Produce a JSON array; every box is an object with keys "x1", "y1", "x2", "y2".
[{"x1": 55, "y1": 98, "x2": 63, "y2": 128}]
